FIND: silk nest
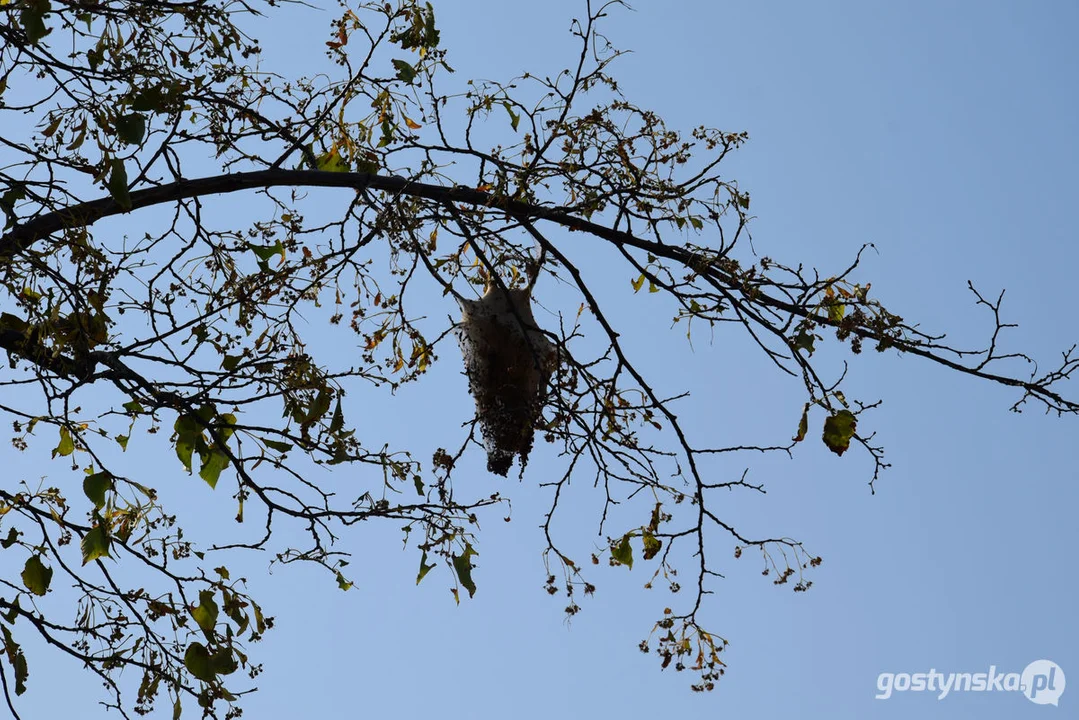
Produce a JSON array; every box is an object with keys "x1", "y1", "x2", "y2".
[{"x1": 457, "y1": 286, "x2": 556, "y2": 476}]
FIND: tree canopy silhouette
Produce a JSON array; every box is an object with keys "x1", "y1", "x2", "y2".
[{"x1": 0, "y1": 0, "x2": 1075, "y2": 716}]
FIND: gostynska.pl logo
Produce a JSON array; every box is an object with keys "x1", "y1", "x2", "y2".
[{"x1": 875, "y1": 659, "x2": 1064, "y2": 705}]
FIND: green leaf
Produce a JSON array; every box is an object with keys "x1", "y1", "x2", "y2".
[
  {"x1": 416, "y1": 551, "x2": 435, "y2": 585},
  {"x1": 247, "y1": 240, "x2": 285, "y2": 270},
  {"x1": 130, "y1": 86, "x2": 167, "y2": 113},
  {"x1": 1, "y1": 625, "x2": 28, "y2": 695},
  {"x1": 191, "y1": 590, "x2": 219, "y2": 633},
  {"x1": 115, "y1": 434, "x2": 129, "y2": 450},
  {"x1": 793, "y1": 327, "x2": 816, "y2": 355},
  {"x1": 115, "y1": 113, "x2": 146, "y2": 145},
  {"x1": 83, "y1": 471, "x2": 113, "y2": 509},
  {"x1": 392, "y1": 58, "x2": 417, "y2": 84},
  {"x1": 329, "y1": 398, "x2": 345, "y2": 434},
  {"x1": 211, "y1": 647, "x2": 238, "y2": 676},
  {"x1": 80, "y1": 524, "x2": 111, "y2": 565},
  {"x1": 53, "y1": 426, "x2": 75, "y2": 458},
  {"x1": 251, "y1": 600, "x2": 267, "y2": 635},
  {"x1": 54, "y1": 425, "x2": 74, "y2": 459},
  {"x1": 198, "y1": 448, "x2": 229, "y2": 489},
  {"x1": 175, "y1": 437, "x2": 194, "y2": 472},
  {"x1": 1, "y1": 596, "x2": 20, "y2": 624},
  {"x1": 262, "y1": 438, "x2": 292, "y2": 453},
  {"x1": 174, "y1": 412, "x2": 200, "y2": 471},
  {"x1": 611, "y1": 534, "x2": 633, "y2": 569},
  {"x1": 631, "y1": 274, "x2": 646, "y2": 293},
  {"x1": 174, "y1": 412, "x2": 200, "y2": 438},
  {"x1": 502, "y1": 102, "x2": 520, "y2": 131},
  {"x1": 122, "y1": 400, "x2": 145, "y2": 415},
  {"x1": 642, "y1": 532, "x2": 662, "y2": 561},
  {"x1": 222, "y1": 354, "x2": 241, "y2": 372},
  {"x1": 822, "y1": 410, "x2": 857, "y2": 456},
  {"x1": 305, "y1": 388, "x2": 332, "y2": 424},
  {"x1": 451, "y1": 544, "x2": 477, "y2": 599},
  {"x1": 20, "y1": 0, "x2": 52, "y2": 44},
  {"x1": 315, "y1": 148, "x2": 349, "y2": 172},
  {"x1": 21, "y1": 555, "x2": 52, "y2": 596},
  {"x1": 1, "y1": 184, "x2": 26, "y2": 228},
  {"x1": 217, "y1": 413, "x2": 237, "y2": 441},
  {"x1": 106, "y1": 158, "x2": 132, "y2": 211},
  {"x1": 183, "y1": 642, "x2": 217, "y2": 682},
  {"x1": 335, "y1": 571, "x2": 353, "y2": 591},
  {"x1": 0, "y1": 528, "x2": 19, "y2": 549}
]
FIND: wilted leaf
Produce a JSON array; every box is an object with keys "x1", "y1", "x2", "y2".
[
  {"x1": 822, "y1": 410, "x2": 857, "y2": 456},
  {"x1": 502, "y1": 102, "x2": 520, "y2": 131},
  {"x1": 416, "y1": 551, "x2": 435, "y2": 585},
  {"x1": 793, "y1": 403, "x2": 809, "y2": 443},
  {"x1": 41, "y1": 114, "x2": 62, "y2": 138},
  {"x1": 642, "y1": 532, "x2": 662, "y2": 561},
  {"x1": 452, "y1": 544, "x2": 477, "y2": 599}
]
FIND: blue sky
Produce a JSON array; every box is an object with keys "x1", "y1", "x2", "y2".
[{"x1": 15, "y1": 1, "x2": 1079, "y2": 718}]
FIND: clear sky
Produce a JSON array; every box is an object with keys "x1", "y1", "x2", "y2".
[{"x1": 14, "y1": 1, "x2": 1079, "y2": 718}]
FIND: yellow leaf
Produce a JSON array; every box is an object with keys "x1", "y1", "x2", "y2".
[{"x1": 404, "y1": 116, "x2": 422, "y2": 130}]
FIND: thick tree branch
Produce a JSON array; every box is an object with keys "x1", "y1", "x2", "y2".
[{"x1": 3, "y1": 169, "x2": 1073, "y2": 411}]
